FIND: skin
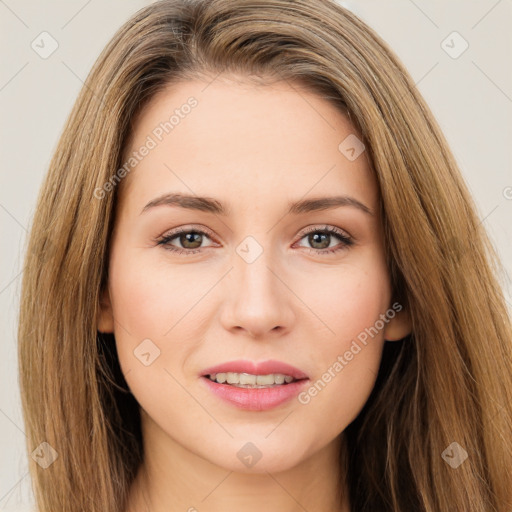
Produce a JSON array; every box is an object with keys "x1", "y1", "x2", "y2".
[{"x1": 98, "y1": 75, "x2": 412, "y2": 512}]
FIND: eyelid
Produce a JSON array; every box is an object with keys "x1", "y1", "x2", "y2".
[
  {"x1": 298, "y1": 224, "x2": 353, "y2": 239},
  {"x1": 158, "y1": 224, "x2": 217, "y2": 241}
]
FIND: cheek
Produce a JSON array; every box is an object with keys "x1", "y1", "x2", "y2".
[
  {"x1": 108, "y1": 247, "x2": 208, "y2": 338},
  {"x1": 106, "y1": 250, "x2": 202, "y2": 388},
  {"x1": 295, "y1": 252, "x2": 391, "y2": 350},
  {"x1": 294, "y1": 257, "x2": 391, "y2": 430},
  {"x1": 107, "y1": 255, "x2": 204, "y2": 423}
]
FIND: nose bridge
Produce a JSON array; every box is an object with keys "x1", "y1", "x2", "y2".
[
  {"x1": 221, "y1": 232, "x2": 293, "y2": 336},
  {"x1": 234, "y1": 233, "x2": 280, "y2": 301}
]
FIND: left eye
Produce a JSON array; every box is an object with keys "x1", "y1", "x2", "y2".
[{"x1": 156, "y1": 225, "x2": 354, "y2": 256}]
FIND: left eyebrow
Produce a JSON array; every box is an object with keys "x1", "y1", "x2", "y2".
[
  {"x1": 140, "y1": 192, "x2": 374, "y2": 216},
  {"x1": 287, "y1": 196, "x2": 374, "y2": 216}
]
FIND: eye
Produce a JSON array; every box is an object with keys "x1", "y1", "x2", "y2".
[
  {"x1": 294, "y1": 225, "x2": 354, "y2": 255},
  {"x1": 156, "y1": 225, "x2": 216, "y2": 256}
]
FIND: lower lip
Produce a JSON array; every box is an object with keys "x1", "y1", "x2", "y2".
[{"x1": 201, "y1": 376, "x2": 309, "y2": 411}]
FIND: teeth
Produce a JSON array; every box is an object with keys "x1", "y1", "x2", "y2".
[
  {"x1": 208, "y1": 372, "x2": 297, "y2": 387},
  {"x1": 240, "y1": 373, "x2": 257, "y2": 385}
]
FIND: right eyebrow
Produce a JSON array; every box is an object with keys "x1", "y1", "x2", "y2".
[{"x1": 141, "y1": 193, "x2": 227, "y2": 215}]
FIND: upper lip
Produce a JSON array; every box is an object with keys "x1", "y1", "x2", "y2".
[{"x1": 201, "y1": 359, "x2": 309, "y2": 380}]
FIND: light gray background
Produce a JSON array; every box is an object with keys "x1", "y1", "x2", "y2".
[{"x1": 1, "y1": 0, "x2": 511, "y2": 510}]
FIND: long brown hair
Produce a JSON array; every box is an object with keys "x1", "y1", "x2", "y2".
[{"x1": 18, "y1": 0, "x2": 512, "y2": 510}]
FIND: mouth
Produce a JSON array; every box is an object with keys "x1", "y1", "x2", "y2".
[{"x1": 199, "y1": 360, "x2": 310, "y2": 411}]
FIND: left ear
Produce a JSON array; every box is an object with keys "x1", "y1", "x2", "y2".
[
  {"x1": 383, "y1": 306, "x2": 412, "y2": 342},
  {"x1": 97, "y1": 285, "x2": 115, "y2": 333}
]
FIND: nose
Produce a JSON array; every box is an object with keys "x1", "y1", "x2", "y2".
[{"x1": 219, "y1": 241, "x2": 295, "y2": 339}]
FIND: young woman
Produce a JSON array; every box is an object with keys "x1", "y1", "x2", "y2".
[{"x1": 18, "y1": 0, "x2": 512, "y2": 511}]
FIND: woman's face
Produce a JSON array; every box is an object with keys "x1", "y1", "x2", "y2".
[{"x1": 98, "y1": 76, "x2": 411, "y2": 473}]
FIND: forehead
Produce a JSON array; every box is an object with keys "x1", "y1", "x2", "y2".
[{"x1": 118, "y1": 77, "x2": 378, "y2": 217}]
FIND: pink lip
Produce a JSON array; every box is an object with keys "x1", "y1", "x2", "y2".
[
  {"x1": 201, "y1": 359, "x2": 309, "y2": 380},
  {"x1": 200, "y1": 359, "x2": 310, "y2": 412}
]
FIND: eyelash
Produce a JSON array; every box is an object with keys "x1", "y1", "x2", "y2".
[{"x1": 155, "y1": 224, "x2": 354, "y2": 257}]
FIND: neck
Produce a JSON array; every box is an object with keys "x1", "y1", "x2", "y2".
[{"x1": 125, "y1": 410, "x2": 351, "y2": 512}]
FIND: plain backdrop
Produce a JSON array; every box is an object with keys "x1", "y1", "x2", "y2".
[{"x1": 1, "y1": 0, "x2": 511, "y2": 510}]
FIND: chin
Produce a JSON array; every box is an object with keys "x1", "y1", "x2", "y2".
[{"x1": 202, "y1": 437, "x2": 313, "y2": 474}]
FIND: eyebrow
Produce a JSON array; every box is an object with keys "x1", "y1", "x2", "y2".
[{"x1": 140, "y1": 193, "x2": 374, "y2": 216}]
